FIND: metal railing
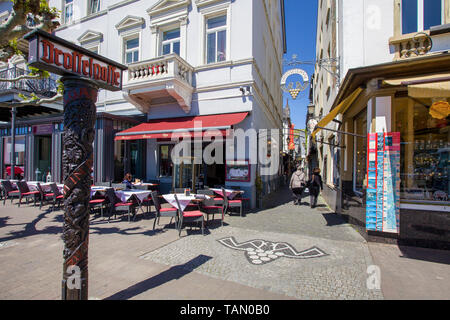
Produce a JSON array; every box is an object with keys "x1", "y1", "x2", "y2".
[{"x1": 0, "y1": 66, "x2": 58, "y2": 98}]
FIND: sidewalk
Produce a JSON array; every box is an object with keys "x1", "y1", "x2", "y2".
[{"x1": 0, "y1": 187, "x2": 447, "y2": 299}]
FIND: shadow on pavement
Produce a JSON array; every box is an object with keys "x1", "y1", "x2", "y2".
[
  {"x1": 104, "y1": 254, "x2": 213, "y2": 300},
  {"x1": 322, "y1": 213, "x2": 347, "y2": 227},
  {"x1": 398, "y1": 245, "x2": 450, "y2": 265}
]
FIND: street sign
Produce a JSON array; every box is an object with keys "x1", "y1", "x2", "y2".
[{"x1": 24, "y1": 29, "x2": 126, "y2": 91}]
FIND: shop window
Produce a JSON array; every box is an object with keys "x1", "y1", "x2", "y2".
[
  {"x1": 206, "y1": 15, "x2": 227, "y2": 64},
  {"x1": 159, "y1": 144, "x2": 174, "y2": 177},
  {"x1": 3, "y1": 136, "x2": 25, "y2": 179},
  {"x1": 394, "y1": 97, "x2": 450, "y2": 203},
  {"x1": 353, "y1": 109, "x2": 367, "y2": 194},
  {"x1": 401, "y1": 0, "x2": 443, "y2": 34},
  {"x1": 162, "y1": 28, "x2": 180, "y2": 56}
]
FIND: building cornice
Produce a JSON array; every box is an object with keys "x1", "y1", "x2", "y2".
[{"x1": 147, "y1": 0, "x2": 191, "y2": 17}]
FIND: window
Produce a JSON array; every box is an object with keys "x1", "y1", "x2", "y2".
[
  {"x1": 88, "y1": 0, "x2": 101, "y2": 15},
  {"x1": 124, "y1": 37, "x2": 139, "y2": 64},
  {"x1": 64, "y1": 0, "x2": 73, "y2": 24},
  {"x1": 206, "y1": 15, "x2": 227, "y2": 64},
  {"x1": 394, "y1": 97, "x2": 450, "y2": 204},
  {"x1": 162, "y1": 28, "x2": 180, "y2": 55},
  {"x1": 401, "y1": 0, "x2": 443, "y2": 34},
  {"x1": 159, "y1": 145, "x2": 174, "y2": 177},
  {"x1": 353, "y1": 109, "x2": 367, "y2": 193},
  {"x1": 3, "y1": 136, "x2": 25, "y2": 179},
  {"x1": 86, "y1": 46, "x2": 99, "y2": 54}
]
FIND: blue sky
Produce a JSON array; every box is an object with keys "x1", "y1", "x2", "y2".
[{"x1": 282, "y1": 0, "x2": 318, "y2": 129}]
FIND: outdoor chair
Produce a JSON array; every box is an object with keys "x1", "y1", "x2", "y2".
[
  {"x1": 200, "y1": 196, "x2": 225, "y2": 227},
  {"x1": 89, "y1": 193, "x2": 108, "y2": 220},
  {"x1": 16, "y1": 181, "x2": 40, "y2": 207},
  {"x1": 36, "y1": 182, "x2": 55, "y2": 210},
  {"x1": 105, "y1": 188, "x2": 135, "y2": 222},
  {"x1": 198, "y1": 188, "x2": 224, "y2": 205},
  {"x1": 174, "y1": 193, "x2": 204, "y2": 237},
  {"x1": 49, "y1": 183, "x2": 64, "y2": 211},
  {"x1": 1, "y1": 180, "x2": 20, "y2": 205},
  {"x1": 222, "y1": 187, "x2": 243, "y2": 217},
  {"x1": 151, "y1": 191, "x2": 178, "y2": 230}
]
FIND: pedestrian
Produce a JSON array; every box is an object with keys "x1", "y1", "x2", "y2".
[
  {"x1": 289, "y1": 165, "x2": 307, "y2": 205},
  {"x1": 308, "y1": 167, "x2": 323, "y2": 208},
  {"x1": 122, "y1": 173, "x2": 135, "y2": 189}
]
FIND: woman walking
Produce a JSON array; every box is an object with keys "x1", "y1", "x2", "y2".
[
  {"x1": 289, "y1": 165, "x2": 307, "y2": 205},
  {"x1": 308, "y1": 168, "x2": 323, "y2": 208}
]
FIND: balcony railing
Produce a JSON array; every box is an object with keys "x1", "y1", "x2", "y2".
[
  {"x1": 126, "y1": 54, "x2": 193, "y2": 87},
  {"x1": 123, "y1": 54, "x2": 194, "y2": 113},
  {"x1": 0, "y1": 66, "x2": 58, "y2": 98}
]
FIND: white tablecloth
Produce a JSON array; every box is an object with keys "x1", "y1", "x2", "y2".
[
  {"x1": 162, "y1": 193, "x2": 208, "y2": 212},
  {"x1": 26, "y1": 181, "x2": 63, "y2": 192},
  {"x1": 210, "y1": 188, "x2": 243, "y2": 199},
  {"x1": 116, "y1": 190, "x2": 152, "y2": 203}
]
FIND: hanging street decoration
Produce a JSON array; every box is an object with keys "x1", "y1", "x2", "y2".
[{"x1": 280, "y1": 68, "x2": 309, "y2": 100}]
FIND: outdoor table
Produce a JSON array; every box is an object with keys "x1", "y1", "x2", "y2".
[
  {"x1": 209, "y1": 188, "x2": 244, "y2": 199},
  {"x1": 162, "y1": 193, "x2": 209, "y2": 213},
  {"x1": 90, "y1": 186, "x2": 108, "y2": 198},
  {"x1": 115, "y1": 190, "x2": 152, "y2": 215},
  {"x1": 26, "y1": 181, "x2": 64, "y2": 193}
]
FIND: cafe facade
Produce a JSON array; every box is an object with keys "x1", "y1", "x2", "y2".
[{"x1": 0, "y1": 0, "x2": 287, "y2": 209}]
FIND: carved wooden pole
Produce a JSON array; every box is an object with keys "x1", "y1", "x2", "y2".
[{"x1": 61, "y1": 76, "x2": 98, "y2": 300}]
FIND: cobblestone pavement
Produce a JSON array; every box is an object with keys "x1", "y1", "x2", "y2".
[
  {"x1": 0, "y1": 188, "x2": 385, "y2": 300},
  {"x1": 140, "y1": 192, "x2": 383, "y2": 300}
]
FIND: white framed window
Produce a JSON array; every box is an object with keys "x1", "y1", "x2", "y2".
[
  {"x1": 161, "y1": 28, "x2": 180, "y2": 55},
  {"x1": 401, "y1": 0, "x2": 444, "y2": 34},
  {"x1": 206, "y1": 15, "x2": 227, "y2": 64},
  {"x1": 124, "y1": 36, "x2": 140, "y2": 64},
  {"x1": 88, "y1": 0, "x2": 101, "y2": 15},
  {"x1": 64, "y1": 0, "x2": 73, "y2": 24}
]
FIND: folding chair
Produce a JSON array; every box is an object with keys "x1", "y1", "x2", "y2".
[
  {"x1": 151, "y1": 191, "x2": 178, "y2": 230},
  {"x1": 222, "y1": 187, "x2": 243, "y2": 217},
  {"x1": 174, "y1": 193, "x2": 204, "y2": 236},
  {"x1": 17, "y1": 181, "x2": 40, "y2": 207},
  {"x1": 1, "y1": 180, "x2": 20, "y2": 205}
]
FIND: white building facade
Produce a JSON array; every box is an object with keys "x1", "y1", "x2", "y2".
[
  {"x1": 39, "y1": 0, "x2": 287, "y2": 207},
  {"x1": 311, "y1": 0, "x2": 450, "y2": 247}
]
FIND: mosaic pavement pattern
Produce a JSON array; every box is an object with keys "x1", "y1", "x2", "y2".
[
  {"x1": 140, "y1": 226, "x2": 384, "y2": 300},
  {"x1": 217, "y1": 236, "x2": 328, "y2": 265}
]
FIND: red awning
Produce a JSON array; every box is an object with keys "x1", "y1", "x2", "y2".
[{"x1": 115, "y1": 112, "x2": 249, "y2": 141}]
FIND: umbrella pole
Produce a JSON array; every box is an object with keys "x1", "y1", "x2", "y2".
[{"x1": 10, "y1": 107, "x2": 16, "y2": 180}]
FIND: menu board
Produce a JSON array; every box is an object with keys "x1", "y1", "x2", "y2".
[{"x1": 366, "y1": 132, "x2": 400, "y2": 234}]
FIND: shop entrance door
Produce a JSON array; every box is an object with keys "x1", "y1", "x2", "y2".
[
  {"x1": 172, "y1": 156, "x2": 201, "y2": 192},
  {"x1": 34, "y1": 135, "x2": 52, "y2": 181}
]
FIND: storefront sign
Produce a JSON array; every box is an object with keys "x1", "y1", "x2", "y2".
[
  {"x1": 288, "y1": 124, "x2": 295, "y2": 150},
  {"x1": 366, "y1": 132, "x2": 400, "y2": 234},
  {"x1": 32, "y1": 124, "x2": 53, "y2": 135},
  {"x1": 226, "y1": 160, "x2": 251, "y2": 182},
  {"x1": 24, "y1": 29, "x2": 126, "y2": 91},
  {"x1": 280, "y1": 68, "x2": 309, "y2": 100}
]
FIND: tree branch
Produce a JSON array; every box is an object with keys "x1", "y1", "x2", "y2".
[
  {"x1": 0, "y1": 93, "x2": 63, "y2": 108},
  {"x1": 0, "y1": 73, "x2": 41, "y2": 82}
]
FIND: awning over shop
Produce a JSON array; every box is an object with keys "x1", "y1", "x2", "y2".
[
  {"x1": 311, "y1": 87, "x2": 364, "y2": 139},
  {"x1": 383, "y1": 72, "x2": 450, "y2": 98},
  {"x1": 114, "y1": 112, "x2": 249, "y2": 141}
]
